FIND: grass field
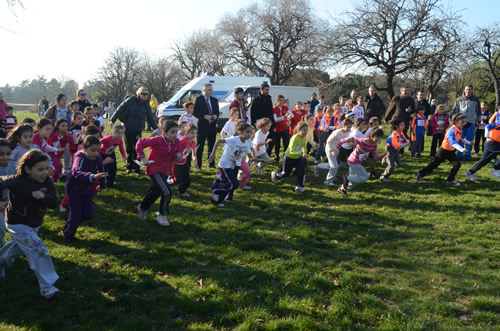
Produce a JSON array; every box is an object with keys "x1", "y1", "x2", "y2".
[{"x1": 0, "y1": 110, "x2": 499, "y2": 330}]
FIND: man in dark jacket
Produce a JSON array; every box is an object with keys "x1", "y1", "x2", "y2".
[
  {"x1": 365, "y1": 86, "x2": 385, "y2": 121},
  {"x1": 250, "y1": 83, "x2": 275, "y2": 156},
  {"x1": 193, "y1": 83, "x2": 219, "y2": 169},
  {"x1": 76, "y1": 89, "x2": 92, "y2": 112},
  {"x1": 384, "y1": 86, "x2": 415, "y2": 140},
  {"x1": 450, "y1": 85, "x2": 481, "y2": 160},
  {"x1": 416, "y1": 90, "x2": 432, "y2": 152},
  {"x1": 111, "y1": 87, "x2": 158, "y2": 174},
  {"x1": 309, "y1": 92, "x2": 319, "y2": 115}
]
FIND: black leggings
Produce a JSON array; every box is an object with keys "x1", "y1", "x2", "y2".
[
  {"x1": 474, "y1": 128, "x2": 486, "y2": 153},
  {"x1": 271, "y1": 130, "x2": 290, "y2": 161},
  {"x1": 419, "y1": 147, "x2": 461, "y2": 181}
]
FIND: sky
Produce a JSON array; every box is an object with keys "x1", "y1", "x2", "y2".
[{"x1": 1, "y1": 0, "x2": 499, "y2": 87}]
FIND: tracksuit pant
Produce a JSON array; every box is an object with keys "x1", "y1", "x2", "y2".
[
  {"x1": 0, "y1": 224, "x2": 58, "y2": 288},
  {"x1": 469, "y1": 140, "x2": 500, "y2": 174},
  {"x1": 381, "y1": 147, "x2": 401, "y2": 179},
  {"x1": 140, "y1": 172, "x2": 172, "y2": 215},
  {"x1": 63, "y1": 186, "x2": 94, "y2": 240},
  {"x1": 275, "y1": 156, "x2": 306, "y2": 187},
  {"x1": 419, "y1": 147, "x2": 461, "y2": 181},
  {"x1": 212, "y1": 167, "x2": 239, "y2": 203},
  {"x1": 430, "y1": 133, "x2": 444, "y2": 157},
  {"x1": 175, "y1": 163, "x2": 190, "y2": 194}
]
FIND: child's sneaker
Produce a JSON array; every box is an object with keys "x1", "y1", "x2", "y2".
[
  {"x1": 314, "y1": 158, "x2": 319, "y2": 164},
  {"x1": 313, "y1": 165, "x2": 319, "y2": 177},
  {"x1": 178, "y1": 191, "x2": 190, "y2": 197},
  {"x1": 237, "y1": 171, "x2": 242, "y2": 181},
  {"x1": 59, "y1": 204, "x2": 66, "y2": 213},
  {"x1": 271, "y1": 171, "x2": 278, "y2": 184},
  {"x1": 343, "y1": 175, "x2": 349, "y2": 188},
  {"x1": 337, "y1": 186, "x2": 348, "y2": 196},
  {"x1": 446, "y1": 180, "x2": 461, "y2": 187},
  {"x1": 166, "y1": 176, "x2": 175, "y2": 185},
  {"x1": 323, "y1": 180, "x2": 334, "y2": 186},
  {"x1": 137, "y1": 204, "x2": 147, "y2": 221},
  {"x1": 240, "y1": 186, "x2": 252, "y2": 190},
  {"x1": 295, "y1": 186, "x2": 306, "y2": 193},
  {"x1": 379, "y1": 176, "x2": 388, "y2": 182},
  {"x1": 156, "y1": 213, "x2": 170, "y2": 226},
  {"x1": 40, "y1": 285, "x2": 59, "y2": 299},
  {"x1": 416, "y1": 171, "x2": 423, "y2": 184},
  {"x1": 211, "y1": 200, "x2": 224, "y2": 207},
  {"x1": 491, "y1": 169, "x2": 500, "y2": 178},
  {"x1": 465, "y1": 171, "x2": 478, "y2": 181}
]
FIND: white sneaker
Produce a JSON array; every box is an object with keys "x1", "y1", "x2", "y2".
[
  {"x1": 465, "y1": 171, "x2": 478, "y2": 181},
  {"x1": 137, "y1": 204, "x2": 147, "y2": 221},
  {"x1": 40, "y1": 285, "x2": 59, "y2": 299},
  {"x1": 323, "y1": 180, "x2": 334, "y2": 186},
  {"x1": 313, "y1": 165, "x2": 319, "y2": 177},
  {"x1": 295, "y1": 186, "x2": 306, "y2": 193},
  {"x1": 491, "y1": 169, "x2": 500, "y2": 178},
  {"x1": 314, "y1": 159, "x2": 319, "y2": 164},
  {"x1": 156, "y1": 213, "x2": 170, "y2": 226},
  {"x1": 240, "y1": 186, "x2": 252, "y2": 190},
  {"x1": 237, "y1": 171, "x2": 242, "y2": 181},
  {"x1": 59, "y1": 204, "x2": 66, "y2": 213},
  {"x1": 178, "y1": 191, "x2": 190, "y2": 197},
  {"x1": 271, "y1": 171, "x2": 278, "y2": 184}
]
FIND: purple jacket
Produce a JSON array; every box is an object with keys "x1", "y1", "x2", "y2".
[{"x1": 66, "y1": 150, "x2": 106, "y2": 192}]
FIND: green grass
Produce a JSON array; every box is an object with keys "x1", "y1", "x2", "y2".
[{"x1": 1, "y1": 110, "x2": 499, "y2": 329}]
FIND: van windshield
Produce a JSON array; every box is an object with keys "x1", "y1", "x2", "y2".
[
  {"x1": 167, "y1": 90, "x2": 202, "y2": 106},
  {"x1": 222, "y1": 91, "x2": 235, "y2": 103}
]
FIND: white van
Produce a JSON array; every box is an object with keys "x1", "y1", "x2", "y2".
[
  {"x1": 156, "y1": 74, "x2": 271, "y2": 124},
  {"x1": 219, "y1": 85, "x2": 319, "y2": 123}
]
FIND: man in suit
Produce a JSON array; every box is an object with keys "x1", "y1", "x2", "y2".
[{"x1": 194, "y1": 83, "x2": 219, "y2": 169}]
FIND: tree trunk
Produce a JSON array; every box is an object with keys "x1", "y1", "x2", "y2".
[{"x1": 386, "y1": 73, "x2": 395, "y2": 99}]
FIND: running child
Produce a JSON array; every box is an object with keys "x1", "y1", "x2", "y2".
[
  {"x1": 314, "y1": 118, "x2": 354, "y2": 186},
  {"x1": 410, "y1": 105, "x2": 427, "y2": 157},
  {"x1": 429, "y1": 104, "x2": 450, "y2": 158},
  {"x1": 175, "y1": 123, "x2": 197, "y2": 197},
  {"x1": 379, "y1": 119, "x2": 408, "y2": 182},
  {"x1": 151, "y1": 117, "x2": 168, "y2": 137},
  {"x1": 136, "y1": 120, "x2": 182, "y2": 226},
  {"x1": 99, "y1": 124, "x2": 127, "y2": 188},
  {"x1": 249, "y1": 117, "x2": 273, "y2": 174},
  {"x1": 179, "y1": 101, "x2": 198, "y2": 126},
  {"x1": 271, "y1": 121, "x2": 310, "y2": 193},
  {"x1": 289, "y1": 101, "x2": 306, "y2": 135},
  {"x1": 33, "y1": 119, "x2": 66, "y2": 179},
  {"x1": 0, "y1": 150, "x2": 59, "y2": 298},
  {"x1": 63, "y1": 135, "x2": 108, "y2": 242},
  {"x1": 208, "y1": 122, "x2": 254, "y2": 206},
  {"x1": 221, "y1": 108, "x2": 239, "y2": 139},
  {"x1": 417, "y1": 114, "x2": 471, "y2": 186},
  {"x1": 272, "y1": 95, "x2": 291, "y2": 163},
  {"x1": 47, "y1": 118, "x2": 70, "y2": 182},
  {"x1": 465, "y1": 121, "x2": 500, "y2": 180},
  {"x1": 336, "y1": 128, "x2": 386, "y2": 196},
  {"x1": 315, "y1": 106, "x2": 336, "y2": 164}
]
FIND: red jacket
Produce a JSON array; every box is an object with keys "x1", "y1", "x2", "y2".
[
  {"x1": 273, "y1": 105, "x2": 289, "y2": 133},
  {"x1": 430, "y1": 114, "x2": 450, "y2": 135},
  {"x1": 288, "y1": 109, "x2": 305, "y2": 135}
]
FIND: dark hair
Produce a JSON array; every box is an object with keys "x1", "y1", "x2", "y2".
[
  {"x1": 37, "y1": 118, "x2": 52, "y2": 132},
  {"x1": 390, "y1": 118, "x2": 404, "y2": 130},
  {"x1": 343, "y1": 118, "x2": 354, "y2": 127},
  {"x1": 185, "y1": 123, "x2": 198, "y2": 133},
  {"x1": 465, "y1": 84, "x2": 473, "y2": 90},
  {"x1": 355, "y1": 118, "x2": 365, "y2": 127},
  {"x1": 84, "y1": 106, "x2": 93, "y2": 116},
  {"x1": 160, "y1": 120, "x2": 178, "y2": 133},
  {"x1": 234, "y1": 87, "x2": 244, "y2": 94},
  {"x1": 261, "y1": 83, "x2": 270, "y2": 90},
  {"x1": 416, "y1": 104, "x2": 426, "y2": 112},
  {"x1": 56, "y1": 93, "x2": 66, "y2": 103},
  {"x1": 368, "y1": 117, "x2": 380, "y2": 126},
  {"x1": 369, "y1": 128, "x2": 384, "y2": 138},
  {"x1": 71, "y1": 111, "x2": 83, "y2": 124},
  {"x1": 54, "y1": 118, "x2": 69, "y2": 133},
  {"x1": 7, "y1": 125, "x2": 33, "y2": 149},
  {"x1": 183, "y1": 101, "x2": 194, "y2": 109},
  {"x1": 452, "y1": 113, "x2": 467, "y2": 124},
  {"x1": 81, "y1": 135, "x2": 101, "y2": 149},
  {"x1": 69, "y1": 100, "x2": 79, "y2": 108},
  {"x1": 0, "y1": 138, "x2": 11, "y2": 149},
  {"x1": 17, "y1": 149, "x2": 50, "y2": 176},
  {"x1": 22, "y1": 117, "x2": 36, "y2": 125},
  {"x1": 83, "y1": 125, "x2": 100, "y2": 137},
  {"x1": 236, "y1": 121, "x2": 252, "y2": 132},
  {"x1": 294, "y1": 121, "x2": 309, "y2": 134},
  {"x1": 91, "y1": 103, "x2": 99, "y2": 108},
  {"x1": 6, "y1": 106, "x2": 13, "y2": 111}
]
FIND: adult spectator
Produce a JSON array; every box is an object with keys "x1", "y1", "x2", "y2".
[
  {"x1": 0, "y1": 93, "x2": 9, "y2": 127},
  {"x1": 76, "y1": 89, "x2": 91, "y2": 112},
  {"x1": 44, "y1": 93, "x2": 69, "y2": 123},
  {"x1": 147, "y1": 94, "x2": 159, "y2": 131},
  {"x1": 229, "y1": 87, "x2": 249, "y2": 123},
  {"x1": 111, "y1": 86, "x2": 158, "y2": 175},
  {"x1": 40, "y1": 96, "x2": 49, "y2": 112},
  {"x1": 309, "y1": 92, "x2": 319, "y2": 115},
  {"x1": 251, "y1": 83, "x2": 275, "y2": 155},
  {"x1": 193, "y1": 83, "x2": 219, "y2": 169},
  {"x1": 124, "y1": 90, "x2": 133, "y2": 100},
  {"x1": 365, "y1": 85, "x2": 385, "y2": 121},
  {"x1": 105, "y1": 101, "x2": 115, "y2": 119},
  {"x1": 384, "y1": 86, "x2": 415, "y2": 140},
  {"x1": 451, "y1": 85, "x2": 480, "y2": 160},
  {"x1": 350, "y1": 89, "x2": 359, "y2": 106},
  {"x1": 38, "y1": 100, "x2": 46, "y2": 120},
  {"x1": 416, "y1": 90, "x2": 431, "y2": 119},
  {"x1": 430, "y1": 99, "x2": 437, "y2": 114}
]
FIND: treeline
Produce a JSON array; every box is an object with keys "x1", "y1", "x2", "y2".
[{"x1": 1, "y1": 0, "x2": 499, "y2": 111}]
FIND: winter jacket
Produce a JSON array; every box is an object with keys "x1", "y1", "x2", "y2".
[
  {"x1": 111, "y1": 96, "x2": 158, "y2": 133},
  {"x1": 451, "y1": 93, "x2": 480, "y2": 125},
  {"x1": 384, "y1": 96, "x2": 415, "y2": 125},
  {"x1": 365, "y1": 94, "x2": 385, "y2": 120},
  {"x1": 251, "y1": 93, "x2": 274, "y2": 126}
]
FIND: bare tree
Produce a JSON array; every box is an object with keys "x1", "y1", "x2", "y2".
[
  {"x1": 95, "y1": 47, "x2": 141, "y2": 102},
  {"x1": 330, "y1": 0, "x2": 462, "y2": 98},
  {"x1": 137, "y1": 56, "x2": 186, "y2": 103},
  {"x1": 465, "y1": 24, "x2": 500, "y2": 108},
  {"x1": 218, "y1": 0, "x2": 328, "y2": 85},
  {"x1": 172, "y1": 31, "x2": 207, "y2": 80}
]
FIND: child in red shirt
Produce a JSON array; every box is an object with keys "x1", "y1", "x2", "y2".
[
  {"x1": 272, "y1": 95, "x2": 292, "y2": 163},
  {"x1": 99, "y1": 124, "x2": 127, "y2": 188},
  {"x1": 174, "y1": 123, "x2": 197, "y2": 197}
]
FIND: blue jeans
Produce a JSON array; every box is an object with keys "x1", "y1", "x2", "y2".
[{"x1": 457, "y1": 124, "x2": 475, "y2": 159}]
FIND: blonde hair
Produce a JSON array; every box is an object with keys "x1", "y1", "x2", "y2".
[
  {"x1": 256, "y1": 117, "x2": 272, "y2": 129},
  {"x1": 136, "y1": 86, "x2": 148, "y2": 96}
]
